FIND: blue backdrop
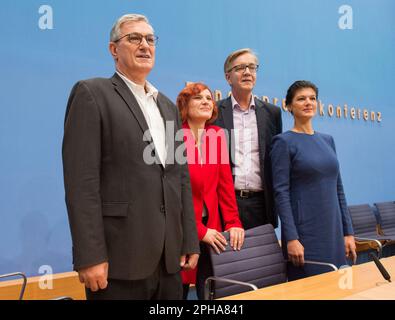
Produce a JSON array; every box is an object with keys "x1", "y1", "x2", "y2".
[{"x1": 0, "y1": 0, "x2": 394, "y2": 277}]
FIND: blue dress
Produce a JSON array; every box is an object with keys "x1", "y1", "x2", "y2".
[{"x1": 270, "y1": 131, "x2": 354, "y2": 281}]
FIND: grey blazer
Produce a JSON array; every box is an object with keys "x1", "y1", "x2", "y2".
[
  {"x1": 214, "y1": 96, "x2": 283, "y2": 228},
  {"x1": 62, "y1": 73, "x2": 199, "y2": 280}
]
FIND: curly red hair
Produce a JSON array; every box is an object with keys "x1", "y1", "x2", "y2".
[{"x1": 176, "y1": 82, "x2": 218, "y2": 124}]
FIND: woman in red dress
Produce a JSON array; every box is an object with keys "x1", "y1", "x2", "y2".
[{"x1": 176, "y1": 82, "x2": 245, "y2": 299}]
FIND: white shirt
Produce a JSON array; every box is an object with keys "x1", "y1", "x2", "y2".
[
  {"x1": 117, "y1": 71, "x2": 167, "y2": 167},
  {"x1": 231, "y1": 94, "x2": 263, "y2": 191}
]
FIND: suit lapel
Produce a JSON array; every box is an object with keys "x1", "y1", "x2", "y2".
[
  {"x1": 156, "y1": 93, "x2": 173, "y2": 126},
  {"x1": 219, "y1": 97, "x2": 234, "y2": 130},
  {"x1": 254, "y1": 97, "x2": 272, "y2": 160},
  {"x1": 111, "y1": 73, "x2": 166, "y2": 168},
  {"x1": 218, "y1": 97, "x2": 236, "y2": 173},
  {"x1": 156, "y1": 94, "x2": 175, "y2": 168},
  {"x1": 111, "y1": 73, "x2": 150, "y2": 135}
]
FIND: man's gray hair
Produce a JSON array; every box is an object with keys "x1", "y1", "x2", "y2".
[
  {"x1": 110, "y1": 14, "x2": 153, "y2": 42},
  {"x1": 223, "y1": 48, "x2": 259, "y2": 73}
]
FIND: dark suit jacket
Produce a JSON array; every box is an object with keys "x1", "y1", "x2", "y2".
[
  {"x1": 62, "y1": 73, "x2": 200, "y2": 281},
  {"x1": 214, "y1": 96, "x2": 283, "y2": 228}
]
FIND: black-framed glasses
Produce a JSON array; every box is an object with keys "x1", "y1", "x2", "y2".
[
  {"x1": 114, "y1": 32, "x2": 159, "y2": 46},
  {"x1": 227, "y1": 63, "x2": 259, "y2": 73}
]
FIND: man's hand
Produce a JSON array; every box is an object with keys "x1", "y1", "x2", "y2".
[
  {"x1": 78, "y1": 262, "x2": 109, "y2": 292},
  {"x1": 344, "y1": 235, "x2": 357, "y2": 264},
  {"x1": 287, "y1": 240, "x2": 305, "y2": 267},
  {"x1": 180, "y1": 254, "x2": 199, "y2": 270}
]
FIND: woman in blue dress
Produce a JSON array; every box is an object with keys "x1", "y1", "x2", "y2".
[{"x1": 270, "y1": 80, "x2": 357, "y2": 281}]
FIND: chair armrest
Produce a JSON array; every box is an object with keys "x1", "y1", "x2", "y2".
[
  {"x1": 304, "y1": 260, "x2": 338, "y2": 271},
  {"x1": 0, "y1": 272, "x2": 27, "y2": 300},
  {"x1": 285, "y1": 259, "x2": 338, "y2": 271},
  {"x1": 204, "y1": 276, "x2": 258, "y2": 300},
  {"x1": 354, "y1": 237, "x2": 383, "y2": 257}
]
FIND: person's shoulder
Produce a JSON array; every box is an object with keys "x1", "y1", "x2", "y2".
[
  {"x1": 77, "y1": 76, "x2": 112, "y2": 86},
  {"x1": 274, "y1": 131, "x2": 293, "y2": 139},
  {"x1": 316, "y1": 132, "x2": 336, "y2": 149},
  {"x1": 216, "y1": 96, "x2": 232, "y2": 108},
  {"x1": 80, "y1": 76, "x2": 109, "y2": 84},
  {"x1": 270, "y1": 132, "x2": 294, "y2": 153},
  {"x1": 316, "y1": 131, "x2": 334, "y2": 142},
  {"x1": 157, "y1": 91, "x2": 172, "y2": 103},
  {"x1": 71, "y1": 76, "x2": 113, "y2": 92},
  {"x1": 68, "y1": 77, "x2": 113, "y2": 101},
  {"x1": 272, "y1": 131, "x2": 293, "y2": 143},
  {"x1": 316, "y1": 131, "x2": 332, "y2": 138},
  {"x1": 157, "y1": 92, "x2": 176, "y2": 106},
  {"x1": 255, "y1": 97, "x2": 282, "y2": 114}
]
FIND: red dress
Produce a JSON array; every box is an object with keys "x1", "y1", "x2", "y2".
[{"x1": 181, "y1": 123, "x2": 242, "y2": 284}]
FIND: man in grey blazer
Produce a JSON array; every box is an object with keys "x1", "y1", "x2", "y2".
[
  {"x1": 62, "y1": 14, "x2": 199, "y2": 300},
  {"x1": 215, "y1": 48, "x2": 282, "y2": 230}
]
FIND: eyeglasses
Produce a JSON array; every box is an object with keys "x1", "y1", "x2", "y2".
[
  {"x1": 227, "y1": 63, "x2": 259, "y2": 73},
  {"x1": 114, "y1": 32, "x2": 159, "y2": 46}
]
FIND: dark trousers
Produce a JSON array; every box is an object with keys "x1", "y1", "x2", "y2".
[
  {"x1": 85, "y1": 256, "x2": 182, "y2": 300},
  {"x1": 236, "y1": 192, "x2": 267, "y2": 230},
  {"x1": 183, "y1": 243, "x2": 212, "y2": 300},
  {"x1": 183, "y1": 216, "x2": 212, "y2": 300}
]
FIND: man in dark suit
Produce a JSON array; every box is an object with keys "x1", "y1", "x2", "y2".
[
  {"x1": 62, "y1": 14, "x2": 199, "y2": 300},
  {"x1": 215, "y1": 48, "x2": 282, "y2": 230}
]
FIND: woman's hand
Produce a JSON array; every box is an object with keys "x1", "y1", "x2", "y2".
[
  {"x1": 202, "y1": 228, "x2": 228, "y2": 254},
  {"x1": 287, "y1": 240, "x2": 305, "y2": 267},
  {"x1": 344, "y1": 235, "x2": 357, "y2": 264},
  {"x1": 227, "y1": 227, "x2": 245, "y2": 251}
]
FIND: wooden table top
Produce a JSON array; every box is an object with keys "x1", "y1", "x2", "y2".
[{"x1": 221, "y1": 256, "x2": 395, "y2": 300}]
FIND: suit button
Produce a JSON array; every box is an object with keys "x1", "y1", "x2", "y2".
[{"x1": 160, "y1": 205, "x2": 166, "y2": 214}]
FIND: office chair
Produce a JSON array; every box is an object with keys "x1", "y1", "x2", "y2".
[
  {"x1": 374, "y1": 202, "x2": 395, "y2": 238},
  {"x1": 348, "y1": 204, "x2": 392, "y2": 257},
  {"x1": 204, "y1": 224, "x2": 338, "y2": 300}
]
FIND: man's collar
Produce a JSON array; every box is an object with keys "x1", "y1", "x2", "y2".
[
  {"x1": 231, "y1": 94, "x2": 255, "y2": 110},
  {"x1": 116, "y1": 71, "x2": 158, "y2": 99}
]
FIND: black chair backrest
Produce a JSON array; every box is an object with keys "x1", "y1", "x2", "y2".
[
  {"x1": 375, "y1": 202, "x2": 395, "y2": 230},
  {"x1": 348, "y1": 204, "x2": 377, "y2": 235},
  {"x1": 208, "y1": 224, "x2": 286, "y2": 299}
]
